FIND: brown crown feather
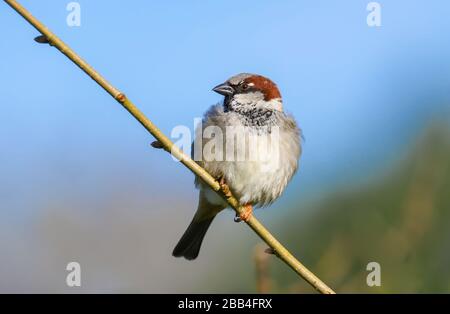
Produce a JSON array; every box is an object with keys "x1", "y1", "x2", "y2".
[{"x1": 243, "y1": 75, "x2": 282, "y2": 101}]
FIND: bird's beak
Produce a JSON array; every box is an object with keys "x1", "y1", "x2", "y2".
[{"x1": 212, "y1": 82, "x2": 235, "y2": 96}]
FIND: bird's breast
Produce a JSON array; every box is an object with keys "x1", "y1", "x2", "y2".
[{"x1": 196, "y1": 104, "x2": 301, "y2": 207}]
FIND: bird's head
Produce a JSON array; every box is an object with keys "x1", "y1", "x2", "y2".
[{"x1": 212, "y1": 73, "x2": 283, "y2": 113}]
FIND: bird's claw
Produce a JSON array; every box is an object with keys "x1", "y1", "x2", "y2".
[
  {"x1": 234, "y1": 204, "x2": 253, "y2": 223},
  {"x1": 219, "y1": 176, "x2": 232, "y2": 198}
]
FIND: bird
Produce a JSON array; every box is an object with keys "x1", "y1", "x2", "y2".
[{"x1": 172, "y1": 73, "x2": 302, "y2": 260}]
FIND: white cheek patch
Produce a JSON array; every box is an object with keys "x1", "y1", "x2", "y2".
[
  {"x1": 232, "y1": 94, "x2": 283, "y2": 111},
  {"x1": 266, "y1": 98, "x2": 283, "y2": 111},
  {"x1": 233, "y1": 92, "x2": 264, "y2": 105}
]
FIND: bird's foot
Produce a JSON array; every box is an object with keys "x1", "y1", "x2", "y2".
[
  {"x1": 219, "y1": 176, "x2": 232, "y2": 198},
  {"x1": 234, "y1": 204, "x2": 253, "y2": 223}
]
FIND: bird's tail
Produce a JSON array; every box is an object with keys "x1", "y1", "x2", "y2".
[
  {"x1": 173, "y1": 191, "x2": 224, "y2": 260},
  {"x1": 172, "y1": 216, "x2": 215, "y2": 260}
]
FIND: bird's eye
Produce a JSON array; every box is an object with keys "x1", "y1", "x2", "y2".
[{"x1": 241, "y1": 83, "x2": 249, "y2": 90}]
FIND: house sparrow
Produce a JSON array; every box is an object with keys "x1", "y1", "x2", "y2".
[{"x1": 173, "y1": 73, "x2": 302, "y2": 260}]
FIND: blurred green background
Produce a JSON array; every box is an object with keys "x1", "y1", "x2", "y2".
[{"x1": 264, "y1": 123, "x2": 450, "y2": 293}]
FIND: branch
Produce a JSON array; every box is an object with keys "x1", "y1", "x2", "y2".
[{"x1": 4, "y1": 0, "x2": 335, "y2": 294}]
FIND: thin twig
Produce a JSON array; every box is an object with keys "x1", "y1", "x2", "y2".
[{"x1": 4, "y1": 0, "x2": 335, "y2": 294}]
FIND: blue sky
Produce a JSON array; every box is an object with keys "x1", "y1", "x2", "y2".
[{"x1": 1, "y1": 0, "x2": 450, "y2": 219}]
